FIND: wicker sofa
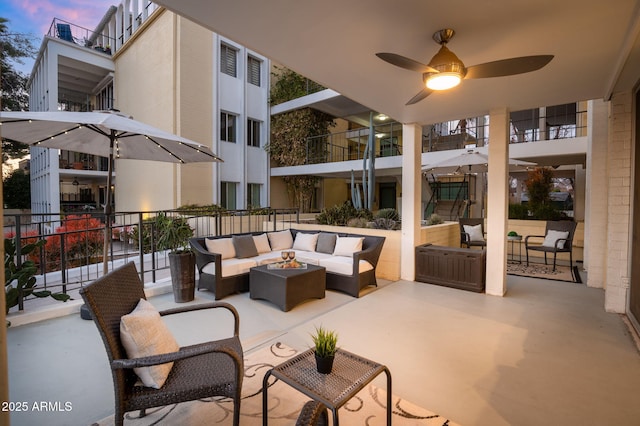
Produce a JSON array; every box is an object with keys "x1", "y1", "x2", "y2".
[{"x1": 189, "y1": 228, "x2": 385, "y2": 300}]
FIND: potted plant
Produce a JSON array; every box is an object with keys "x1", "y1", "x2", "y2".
[
  {"x1": 156, "y1": 213, "x2": 196, "y2": 303},
  {"x1": 311, "y1": 325, "x2": 338, "y2": 374}
]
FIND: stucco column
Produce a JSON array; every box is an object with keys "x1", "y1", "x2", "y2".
[
  {"x1": 400, "y1": 123, "x2": 422, "y2": 281},
  {"x1": 486, "y1": 108, "x2": 509, "y2": 296}
]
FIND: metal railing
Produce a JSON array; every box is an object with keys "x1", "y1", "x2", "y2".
[
  {"x1": 47, "y1": 18, "x2": 116, "y2": 54},
  {"x1": 3, "y1": 208, "x2": 299, "y2": 312}
]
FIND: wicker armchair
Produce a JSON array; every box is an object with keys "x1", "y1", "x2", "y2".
[
  {"x1": 80, "y1": 262, "x2": 244, "y2": 426},
  {"x1": 459, "y1": 218, "x2": 486, "y2": 248},
  {"x1": 525, "y1": 220, "x2": 578, "y2": 281}
]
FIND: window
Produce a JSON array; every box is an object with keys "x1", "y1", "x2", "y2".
[
  {"x1": 220, "y1": 44, "x2": 237, "y2": 77},
  {"x1": 220, "y1": 112, "x2": 237, "y2": 142},
  {"x1": 95, "y1": 82, "x2": 114, "y2": 110},
  {"x1": 247, "y1": 183, "x2": 262, "y2": 208},
  {"x1": 247, "y1": 119, "x2": 261, "y2": 147},
  {"x1": 221, "y1": 182, "x2": 237, "y2": 209},
  {"x1": 247, "y1": 56, "x2": 261, "y2": 86}
]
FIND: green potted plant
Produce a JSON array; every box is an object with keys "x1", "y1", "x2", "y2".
[
  {"x1": 311, "y1": 325, "x2": 338, "y2": 374},
  {"x1": 156, "y1": 213, "x2": 195, "y2": 303}
]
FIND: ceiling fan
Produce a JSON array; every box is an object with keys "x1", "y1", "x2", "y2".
[{"x1": 376, "y1": 29, "x2": 553, "y2": 105}]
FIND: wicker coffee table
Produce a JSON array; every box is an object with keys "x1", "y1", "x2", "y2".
[
  {"x1": 262, "y1": 348, "x2": 391, "y2": 425},
  {"x1": 249, "y1": 263, "x2": 326, "y2": 311}
]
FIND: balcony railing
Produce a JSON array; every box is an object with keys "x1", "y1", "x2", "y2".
[
  {"x1": 295, "y1": 105, "x2": 587, "y2": 165},
  {"x1": 3, "y1": 208, "x2": 299, "y2": 313},
  {"x1": 47, "y1": 18, "x2": 116, "y2": 54}
]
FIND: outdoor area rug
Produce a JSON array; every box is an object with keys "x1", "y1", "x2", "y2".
[
  {"x1": 94, "y1": 342, "x2": 459, "y2": 425},
  {"x1": 507, "y1": 262, "x2": 581, "y2": 283}
]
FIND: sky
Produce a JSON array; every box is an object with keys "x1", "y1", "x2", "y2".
[{"x1": 1, "y1": 0, "x2": 115, "y2": 74}]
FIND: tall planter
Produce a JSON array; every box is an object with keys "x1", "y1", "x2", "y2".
[{"x1": 169, "y1": 251, "x2": 196, "y2": 303}]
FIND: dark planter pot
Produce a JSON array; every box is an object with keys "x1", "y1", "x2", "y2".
[
  {"x1": 314, "y1": 352, "x2": 335, "y2": 374},
  {"x1": 168, "y1": 251, "x2": 196, "y2": 303}
]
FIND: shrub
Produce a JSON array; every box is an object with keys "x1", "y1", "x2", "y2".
[
  {"x1": 426, "y1": 214, "x2": 444, "y2": 226},
  {"x1": 316, "y1": 201, "x2": 372, "y2": 226},
  {"x1": 373, "y1": 217, "x2": 397, "y2": 230},
  {"x1": 509, "y1": 203, "x2": 529, "y2": 219},
  {"x1": 375, "y1": 208, "x2": 400, "y2": 222},
  {"x1": 346, "y1": 217, "x2": 369, "y2": 228}
]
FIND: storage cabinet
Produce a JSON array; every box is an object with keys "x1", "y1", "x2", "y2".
[{"x1": 415, "y1": 244, "x2": 486, "y2": 292}]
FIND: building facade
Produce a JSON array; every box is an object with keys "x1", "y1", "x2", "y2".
[{"x1": 26, "y1": 2, "x2": 270, "y2": 215}]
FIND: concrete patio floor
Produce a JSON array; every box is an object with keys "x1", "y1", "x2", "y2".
[{"x1": 6, "y1": 272, "x2": 640, "y2": 426}]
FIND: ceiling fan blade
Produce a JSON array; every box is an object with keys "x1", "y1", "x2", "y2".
[
  {"x1": 465, "y1": 55, "x2": 554, "y2": 79},
  {"x1": 406, "y1": 88, "x2": 433, "y2": 105},
  {"x1": 376, "y1": 52, "x2": 439, "y2": 73}
]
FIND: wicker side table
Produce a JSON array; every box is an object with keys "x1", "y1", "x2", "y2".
[{"x1": 262, "y1": 348, "x2": 392, "y2": 425}]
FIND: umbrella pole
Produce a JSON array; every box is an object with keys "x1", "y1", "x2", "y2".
[{"x1": 102, "y1": 131, "x2": 115, "y2": 275}]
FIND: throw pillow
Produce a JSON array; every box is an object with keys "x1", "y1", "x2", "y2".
[
  {"x1": 253, "y1": 233, "x2": 271, "y2": 254},
  {"x1": 232, "y1": 234, "x2": 259, "y2": 258},
  {"x1": 120, "y1": 298, "x2": 180, "y2": 389},
  {"x1": 332, "y1": 236, "x2": 364, "y2": 257},
  {"x1": 542, "y1": 230, "x2": 570, "y2": 249},
  {"x1": 204, "y1": 237, "x2": 236, "y2": 260},
  {"x1": 267, "y1": 230, "x2": 293, "y2": 251},
  {"x1": 316, "y1": 233, "x2": 337, "y2": 254},
  {"x1": 292, "y1": 233, "x2": 319, "y2": 252},
  {"x1": 463, "y1": 224, "x2": 484, "y2": 242}
]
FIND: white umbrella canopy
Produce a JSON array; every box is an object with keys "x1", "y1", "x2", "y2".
[
  {"x1": 422, "y1": 148, "x2": 536, "y2": 174},
  {"x1": 0, "y1": 110, "x2": 222, "y2": 273},
  {"x1": 0, "y1": 110, "x2": 221, "y2": 163}
]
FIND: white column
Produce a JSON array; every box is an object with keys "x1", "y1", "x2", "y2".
[
  {"x1": 400, "y1": 123, "x2": 422, "y2": 281},
  {"x1": 486, "y1": 108, "x2": 509, "y2": 296}
]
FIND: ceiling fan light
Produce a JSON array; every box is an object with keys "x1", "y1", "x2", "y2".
[{"x1": 426, "y1": 72, "x2": 462, "y2": 90}]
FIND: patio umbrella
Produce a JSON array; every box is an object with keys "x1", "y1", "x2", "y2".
[
  {"x1": 422, "y1": 148, "x2": 536, "y2": 174},
  {"x1": 0, "y1": 110, "x2": 222, "y2": 273},
  {"x1": 422, "y1": 148, "x2": 536, "y2": 217}
]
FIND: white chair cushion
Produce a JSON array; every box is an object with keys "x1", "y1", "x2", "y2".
[
  {"x1": 463, "y1": 224, "x2": 484, "y2": 242},
  {"x1": 120, "y1": 298, "x2": 179, "y2": 389},
  {"x1": 319, "y1": 257, "x2": 373, "y2": 276},
  {"x1": 204, "y1": 237, "x2": 236, "y2": 260},
  {"x1": 293, "y1": 233, "x2": 319, "y2": 252},
  {"x1": 296, "y1": 251, "x2": 334, "y2": 266},
  {"x1": 253, "y1": 233, "x2": 272, "y2": 254},
  {"x1": 542, "y1": 230, "x2": 570, "y2": 249},
  {"x1": 267, "y1": 230, "x2": 293, "y2": 251},
  {"x1": 252, "y1": 252, "x2": 283, "y2": 266},
  {"x1": 332, "y1": 236, "x2": 364, "y2": 257}
]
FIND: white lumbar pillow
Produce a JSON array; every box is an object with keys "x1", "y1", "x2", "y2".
[
  {"x1": 120, "y1": 298, "x2": 180, "y2": 389},
  {"x1": 205, "y1": 237, "x2": 236, "y2": 259},
  {"x1": 463, "y1": 224, "x2": 484, "y2": 242},
  {"x1": 332, "y1": 236, "x2": 364, "y2": 257},
  {"x1": 542, "y1": 230, "x2": 570, "y2": 249},
  {"x1": 292, "y1": 233, "x2": 319, "y2": 252}
]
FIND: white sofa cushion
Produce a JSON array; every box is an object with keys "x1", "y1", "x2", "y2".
[
  {"x1": 253, "y1": 252, "x2": 284, "y2": 266},
  {"x1": 293, "y1": 233, "x2": 319, "y2": 252},
  {"x1": 253, "y1": 233, "x2": 272, "y2": 254},
  {"x1": 332, "y1": 236, "x2": 364, "y2": 257},
  {"x1": 120, "y1": 298, "x2": 179, "y2": 389},
  {"x1": 205, "y1": 237, "x2": 236, "y2": 260},
  {"x1": 267, "y1": 230, "x2": 293, "y2": 251},
  {"x1": 319, "y1": 257, "x2": 373, "y2": 276},
  {"x1": 202, "y1": 258, "x2": 257, "y2": 277},
  {"x1": 296, "y1": 251, "x2": 334, "y2": 266}
]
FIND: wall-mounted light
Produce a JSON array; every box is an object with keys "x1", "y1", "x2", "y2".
[{"x1": 72, "y1": 178, "x2": 79, "y2": 186}]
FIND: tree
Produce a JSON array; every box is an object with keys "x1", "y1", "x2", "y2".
[
  {"x1": 525, "y1": 167, "x2": 563, "y2": 219},
  {"x1": 0, "y1": 17, "x2": 38, "y2": 162},
  {"x1": 3, "y1": 168, "x2": 30, "y2": 209}
]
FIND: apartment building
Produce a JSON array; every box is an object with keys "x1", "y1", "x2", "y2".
[{"x1": 26, "y1": 1, "x2": 270, "y2": 215}]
